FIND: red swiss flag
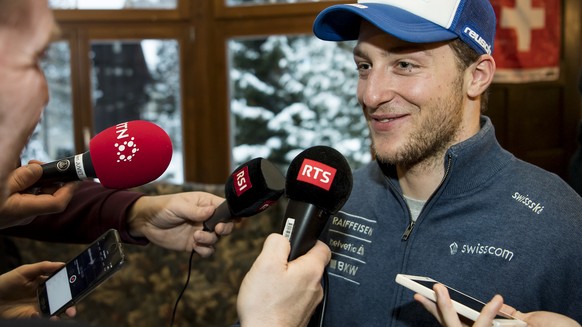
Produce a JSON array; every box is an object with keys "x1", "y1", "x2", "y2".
[{"x1": 491, "y1": 0, "x2": 560, "y2": 81}]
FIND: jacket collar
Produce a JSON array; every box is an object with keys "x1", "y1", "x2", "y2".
[{"x1": 378, "y1": 116, "x2": 514, "y2": 197}]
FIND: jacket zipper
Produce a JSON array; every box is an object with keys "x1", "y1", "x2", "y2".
[
  {"x1": 401, "y1": 220, "x2": 415, "y2": 241},
  {"x1": 400, "y1": 154, "x2": 453, "y2": 241}
]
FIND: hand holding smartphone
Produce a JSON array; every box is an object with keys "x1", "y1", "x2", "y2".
[
  {"x1": 395, "y1": 274, "x2": 527, "y2": 327},
  {"x1": 37, "y1": 229, "x2": 126, "y2": 317}
]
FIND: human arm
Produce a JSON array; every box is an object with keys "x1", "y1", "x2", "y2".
[
  {"x1": 1, "y1": 180, "x2": 145, "y2": 243},
  {"x1": 2, "y1": 181, "x2": 234, "y2": 257},
  {"x1": 415, "y1": 283, "x2": 581, "y2": 327},
  {"x1": 512, "y1": 311, "x2": 582, "y2": 327},
  {"x1": 0, "y1": 261, "x2": 75, "y2": 320},
  {"x1": 236, "y1": 233, "x2": 331, "y2": 327},
  {"x1": 0, "y1": 163, "x2": 79, "y2": 229},
  {"x1": 126, "y1": 191, "x2": 234, "y2": 257}
]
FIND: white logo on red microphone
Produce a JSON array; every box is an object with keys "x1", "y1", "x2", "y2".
[
  {"x1": 234, "y1": 166, "x2": 252, "y2": 196},
  {"x1": 297, "y1": 159, "x2": 336, "y2": 191},
  {"x1": 113, "y1": 122, "x2": 140, "y2": 162}
]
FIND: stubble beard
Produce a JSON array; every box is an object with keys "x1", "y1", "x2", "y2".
[{"x1": 373, "y1": 77, "x2": 465, "y2": 171}]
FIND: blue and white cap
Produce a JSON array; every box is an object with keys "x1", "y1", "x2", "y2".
[{"x1": 313, "y1": 0, "x2": 496, "y2": 55}]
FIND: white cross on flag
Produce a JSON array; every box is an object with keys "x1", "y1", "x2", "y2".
[{"x1": 491, "y1": 0, "x2": 561, "y2": 83}]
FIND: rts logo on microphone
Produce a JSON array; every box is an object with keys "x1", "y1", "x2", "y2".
[
  {"x1": 297, "y1": 159, "x2": 336, "y2": 191},
  {"x1": 233, "y1": 166, "x2": 252, "y2": 196}
]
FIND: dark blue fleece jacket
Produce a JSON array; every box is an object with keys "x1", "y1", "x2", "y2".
[{"x1": 321, "y1": 116, "x2": 582, "y2": 327}]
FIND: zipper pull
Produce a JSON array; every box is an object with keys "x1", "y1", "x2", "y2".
[{"x1": 401, "y1": 221, "x2": 415, "y2": 241}]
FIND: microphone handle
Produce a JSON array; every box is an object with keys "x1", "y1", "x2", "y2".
[
  {"x1": 203, "y1": 200, "x2": 233, "y2": 232},
  {"x1": 281, "y1": 200, "x2": 330, "y2": 261},
  {"x1": 34, "y1": 152, "x2": 95, "y2": 186}
]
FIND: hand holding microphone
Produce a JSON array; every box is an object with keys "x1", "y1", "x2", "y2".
[
  {"x1": 281, "y1": 145, "x2": 353, "y2": 260},
  {"x1": 33, "y1": 120, "x2": 172, "y2": 189},
  {"x1": 237, "y1": 147, "x2": 348, "y2": 327},
  {"x1": 202, "y1": 157, "x2": 285, "y2": 232},
  {"x1": 0, "y1": 163, "x2": 80, "y2": 229},
  {"x1": 237, "y1": 233, "x2": 331, "y2": 327}
]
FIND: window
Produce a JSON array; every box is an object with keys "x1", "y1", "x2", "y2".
[
  {"x1": 46, "y1": 0, "x2": 366, "y2": 184},
  {"x1": 228, "y1": 35, "x2": 371, "y2": 171},
  {"x1": 22, "y1": 41, "x2": 74, "y2": 164},
  {"x1": 49, "y1": 0, "x2": 177, "y2": 9},
  {"x1": 90, "y1": 40, "x2": 183, "y2": 183},
  {"x1": 226, "y1": 0, "x2": 335, "y2": 6}
]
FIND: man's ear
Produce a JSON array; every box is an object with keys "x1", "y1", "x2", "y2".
[{"x1": 467, "y1": 55, "x2": 496, "y2": 98}]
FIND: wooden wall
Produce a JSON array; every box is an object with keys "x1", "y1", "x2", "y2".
[{"x1": 487, "y1": 0, "x2": 581, "y2": 181}]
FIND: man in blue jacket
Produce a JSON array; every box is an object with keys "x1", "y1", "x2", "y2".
[
  {"x1": 0, "y1": 0, "x2": 328, "y2": 324},
  {"x1": 312, "y1": 0, "x2": 582, "y2": 326}
]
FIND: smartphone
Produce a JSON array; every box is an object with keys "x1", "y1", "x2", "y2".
[
  {"x1": 37, "y1": 229, "x2": 126, "y2": 316},
  {"x1": 395, "y1": 274, "x2": 527, "y2": 327}
]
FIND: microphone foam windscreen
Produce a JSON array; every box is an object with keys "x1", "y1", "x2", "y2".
[
  {"x1": 225, "y1": 158, "x2": 285, "y2": 217},
  {"x1": 89, "y1": 120, "x2": 173, "y2": 189},
  {"x1": 285, "y1": 145, "x2": 353, "y2": 214}
]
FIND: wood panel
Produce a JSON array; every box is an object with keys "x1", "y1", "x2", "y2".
[{"x1": 487, "y1": 0, "x2": 581, "y2": 179}]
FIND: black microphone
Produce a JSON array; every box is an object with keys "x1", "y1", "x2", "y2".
[
  {"x1": 280, "y1": 145, "x2": 353, "y2": 260},
  {"x1": 203, "y1": 157, "x2": 285, "y2": 232}
]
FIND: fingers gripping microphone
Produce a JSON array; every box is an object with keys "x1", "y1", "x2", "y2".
[
  {"x1": 281, "y1": 145, "x2": 353, "y2": 260},
  {"x1": 35, "y1": 120, "x2": 172, "y2": 189},
  {"x1": 202, "y1": 157, "x2": 285, "y2": 232}
]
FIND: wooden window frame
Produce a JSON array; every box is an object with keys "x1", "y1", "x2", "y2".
[{"x1": 51, "y1": 0, "x2": 581, "y2": 183}]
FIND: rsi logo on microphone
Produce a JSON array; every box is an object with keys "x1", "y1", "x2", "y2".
[
  {"x1": 113, "y1": 122, "x2": 140, "y2": 163},
  {"x1": 297, "y1": 158, "x2": 336, "y2": 191},
  {"x1": 233, "y1": 166, "x2": 253, "y2": 196}
]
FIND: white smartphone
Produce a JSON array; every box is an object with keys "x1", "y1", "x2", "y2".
[
  {"x1": 395, "y1": 274, "x2": 527, "y2": 327},
  {"x1": 37, "y1": 229, "x2": 126, "y2": 316}
]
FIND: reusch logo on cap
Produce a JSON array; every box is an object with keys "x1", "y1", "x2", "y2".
[
  {"x1": 233, "y1": 166, "x2": 253, "y2": 196},
  {"x1": 297, "y1": 159, "x2": 337, "y2": 191},
  {"x1": 463, "y1": 26, "x2": 492, "y2": 55}
]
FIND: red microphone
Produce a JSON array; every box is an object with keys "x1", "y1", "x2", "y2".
[{"x1": 34, "y1": 120, "x2": 172, "y2": 189}]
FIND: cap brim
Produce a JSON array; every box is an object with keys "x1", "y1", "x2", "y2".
[{"x1": 313, "y1": 3, "x2": 458, "y2": 44}]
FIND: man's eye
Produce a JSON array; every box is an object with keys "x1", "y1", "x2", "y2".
[
  {"x1": 397, "y1": 61, "x2": 415, "y2": 71},
  {"x1": 356, "y1": 63, "x2": 371, "y2": 71}
]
